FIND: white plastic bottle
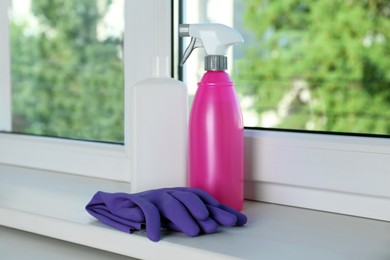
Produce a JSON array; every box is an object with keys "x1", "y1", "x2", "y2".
[{"x1": 130, "y1": 57, "x2": 188, "y2": 192}]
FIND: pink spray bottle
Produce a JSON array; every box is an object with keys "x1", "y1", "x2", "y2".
[{"x1": 180, "y1": 24, "x2": 245, "y2": 211}]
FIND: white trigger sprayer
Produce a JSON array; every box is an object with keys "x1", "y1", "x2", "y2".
[{"x1": 179, "y1": 23, "x2": 244, "y2": 70}]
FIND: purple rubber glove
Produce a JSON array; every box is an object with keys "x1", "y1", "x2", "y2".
[
  {"x1": 86, "y1": 187, "x2": 247, "y2": 242},
  {"x1": 86, "y1": 191, "x2": 161, "y2": 241}
]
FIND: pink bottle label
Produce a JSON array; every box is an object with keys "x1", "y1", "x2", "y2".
[{"x1": 189, "y1": 71, "x2": 244, "y2": 211}]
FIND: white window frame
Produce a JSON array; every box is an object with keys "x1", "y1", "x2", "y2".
[
  {"x1": 0, "y1": 0, "x2": 172, "y2": 182},
  {"x1": 0, "y1": 0, "x2": 389, "y2": 221}
]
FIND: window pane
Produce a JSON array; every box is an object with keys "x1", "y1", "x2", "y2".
[
  {"x1": 183, "y1": 0, "x2": 390, "y2": 135},
  {"x1": 10, "y1": 0, "x2": 124, "y2": 142}
]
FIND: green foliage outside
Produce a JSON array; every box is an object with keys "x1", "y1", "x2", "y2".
[
  {"x1": 11, "y1": 0, "x2": 390, "y2": 140},
  {"x1": 235, "y1": 0, "x2": 390, "y2": 134},
  {"x1": 11, "y1": 0, "x2": 124, "y2": 142}
]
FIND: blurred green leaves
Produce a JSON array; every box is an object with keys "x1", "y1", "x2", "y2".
[
  {"x1": 11, "y1": 0, "x2": 124, "y2": 142},
  {"x1": 235, "y1": 0, "x2": 390, "y2": 134}
]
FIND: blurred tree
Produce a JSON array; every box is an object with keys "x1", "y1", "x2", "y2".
[
  {"x1": 11, "y1": 0, "x2": 124, "y2": 142},
  {"x1": 236, "y1": 0, "x2": 390, "y2": 134}
]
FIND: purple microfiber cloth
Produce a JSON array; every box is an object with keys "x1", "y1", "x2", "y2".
[{"x1": 86, "y1": 187, "x2": 247, "y2": 242}]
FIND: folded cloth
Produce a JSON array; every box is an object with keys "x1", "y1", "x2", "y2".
[{"x1": 86, "y1": 187, "x2": 247, "y2": 242}]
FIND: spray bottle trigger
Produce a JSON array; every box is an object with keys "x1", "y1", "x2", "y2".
[{"x1": 180, "y1": 37, "x2": 203, "y2": 66}]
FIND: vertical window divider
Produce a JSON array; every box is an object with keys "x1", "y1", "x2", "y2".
[{"x1": 0, "y1": 0, "x2": 12, "y2": 131}]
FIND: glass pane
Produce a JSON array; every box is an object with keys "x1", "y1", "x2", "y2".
[
  {"x1": 10, "y1": 0, "x2": 124, "y2": 142},
  {"x1": 183, "y1": 0, "x2": 390, "y2": 135}
]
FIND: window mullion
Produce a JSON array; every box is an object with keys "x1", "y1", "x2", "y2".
[
  {"x1": 0, "y1": 0, "x2": 12, "y2": 131},
  {"x1": 124, "y1": 0, "x2": 172, "y2": 149}
]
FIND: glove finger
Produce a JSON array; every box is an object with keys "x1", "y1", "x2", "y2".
[
  {"x1": 159, "y1": 193, "x2": 200, "y2": 237},
  {"x1": 206, "y1": 205, "x2": 237, "y2": 226},
  {"x1": 165, "y1": 217, "x2": 218, "y2": 235},
  {"x1": 218, "y1": 204, "x2": 248, "y2": 226},
  {"x1": 163, "y1": 220, "x2": 181, "y2": 232},
  {"x1": 174, "y1": 187, "x2": 219, "y2": 206},
  {"x1": 127, "y1": 195, "x2": 162, "y2": 242},
  {"x1": 169, "y1": 190, "x2": 209, "y2": 220},
  {"x1": 196, "y1": 218, "x2": 218, "y2": 234}
]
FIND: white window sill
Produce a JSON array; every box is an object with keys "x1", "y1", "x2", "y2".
[
  {"x1": 0, "y1": 164, "x2": 389, "y2": 259},
  {"x1": 0, "y1": 226, "x2": 137, "y2": 260}
]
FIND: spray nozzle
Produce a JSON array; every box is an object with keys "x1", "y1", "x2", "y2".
[{"x1": 179, "y1": 23, "x2": 244, "y2": 70}]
